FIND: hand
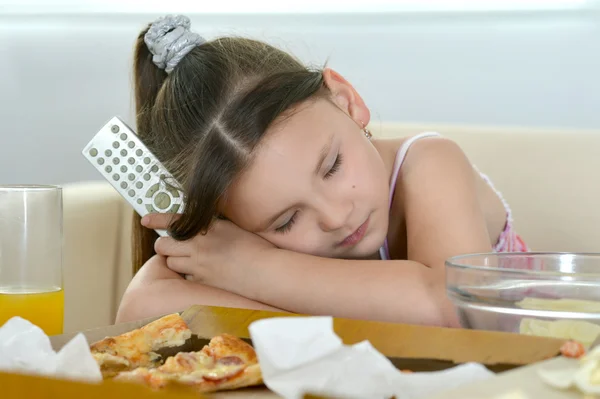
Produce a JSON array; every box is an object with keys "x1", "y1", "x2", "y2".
[{"x1": 141, "y1": 214, "x2": 276, "y2": 295}]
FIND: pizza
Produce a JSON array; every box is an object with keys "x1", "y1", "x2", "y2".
[
  {"x1": 113, "y1": 333, "x2": 263, "y2": 393},
  {"x1": 90, "y1": 313, "x2": 193, "y2": 377},
  {"x1": 89, "y1": 313, "x2": 263, "y2": 393}
]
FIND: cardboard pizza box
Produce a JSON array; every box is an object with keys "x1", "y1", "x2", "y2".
[
  {"x1": 43, "y1": 305, "x2": 570, "y2": 398},
  {"x1": 0, "y1": 369, "x2": 208, "y2": 399},
  {"x1": 51, "y1": 304, "x2": 566, "y2": 369}
]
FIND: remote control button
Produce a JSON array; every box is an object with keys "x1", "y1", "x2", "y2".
[
  {"x1": 120, "y1": 133, "x2": 127, "y2": 140},
  {"x1": 112, "y1": 174, "x2": 120, "y2": 181},
  {"x1": 112, "y1": 141, "x2": 120, "y2": 149},
  {"x1": 111, "y1": 125, "x2": 120, "y2": 133},
  {"x1": 89, "y1": 148, "x2": 98, "y2": 157},
  {"x1": 128, "y1": 157, "x2": 135, "y2": 165},
  {"x1": 145, "y1": 183, "x2": 159, "y2": 198},
  {"x1": 145, "y1": 204, "x2": 158, "y2": 213},
  {"x1": 136, "y1": 165, "x2": 143, "y2": 173},
  {"x1": 104, "y1": 150, "x2": 112, "y2": 157},
  {"x1": 160, "y1": 174, "x2": 166, "y2": 180},
  {"x1": 169, "y1": 204, "x2": 181, "y2": 213},
  {"x1": 120, "y1": 149, "x2": 127, "y2": 157},
  {"x1": 105, "y1": 166, "x2": 112, "y2": 173},
  {"x1": 144, "y1": 157, "x2": 151, "y2": 165},
  {"x1": 119, "y1": 166, "x2": 126, "y2": 173},
  {"x1": 97, "y1": 158, "x2": 105, "y2": 165},
  {"x1": 128, "y1": 173, "x2": 135, "y2": 181},
  {"x1": 120, "y1": 182, "x2": 127, "y2": 189},
  {"x1": 144, "y1": 173, "x2": 151, "y2": 181},
  {"x1": 166, "y1": 185, "x2": 181, "y2": 198},
  {"x1": 153, "y1": 192, "x2": 171, "y2": 210},
  {"x1": 112, "y1": 158, "x2": 120, "y2": 165},
  {"x1": 128, "y1": 141, "x2": 135, "y2": 149},
  {"x1": 128, "y1": 189, "x2": 135, "y2": 197},
  {"x1": 137, "y1": 198, "x2": 142, "y2": 204},
  {"x1": 136, "y1": 149, "x2": 143, "y2": 156},
  {"x1": 136, "y1": 182, "x2": 143, "y2": 189},
  {"x1": 151, "y1": 165, "x2": 159, "y2": 173}
]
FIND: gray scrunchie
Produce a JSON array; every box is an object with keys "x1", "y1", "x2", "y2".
[{"x1": 144, "y1": 15, "x2": 205, "y2": 74}]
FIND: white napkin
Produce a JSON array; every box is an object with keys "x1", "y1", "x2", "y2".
[
  {"x1": 0, "y1": 316, "x2": 102, "y2": 382},
  {"x1": 538, "y1": 345, "x2": 600, "y2": 395},
  {"x1": 249, "y1": 316, "x2": 494, "y2": 399}
]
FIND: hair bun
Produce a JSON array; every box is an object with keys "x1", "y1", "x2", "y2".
[{"x1": 144, "y1": 14, "x2": 205, "y2": 74}]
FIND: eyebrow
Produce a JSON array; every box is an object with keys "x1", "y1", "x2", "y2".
[{"x1": 314, "y1": 133, "x2": 334, "y2": 176}]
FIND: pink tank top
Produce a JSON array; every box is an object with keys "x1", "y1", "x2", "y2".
[{"x1": 378, "y1": 132, "x2": 529, "y2": 261}]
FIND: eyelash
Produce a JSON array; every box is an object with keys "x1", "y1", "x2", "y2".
[
  {"x1": 275, "y1": 212, "x2": 298, "y2": 234},
  {"x1": 324, "y1": 153, "x2": 343, "y2": 179}
]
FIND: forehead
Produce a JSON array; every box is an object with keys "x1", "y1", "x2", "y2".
[
  {"x1": 221, "y1": 99, "x2": 345, "y2": 227},
  {"x1": 257, "y1": 99, "x2": 337, "y2": 162}
]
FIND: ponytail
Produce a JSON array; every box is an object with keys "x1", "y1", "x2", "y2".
[{"x1": 131, "y1": 26, "x2": 167, "y2": 275}]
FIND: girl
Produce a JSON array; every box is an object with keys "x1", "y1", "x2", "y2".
[{"x1": 116, "y1": 15, "x2": 528, "y2": 327}]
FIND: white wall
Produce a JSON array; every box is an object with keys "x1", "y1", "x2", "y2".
[{"x1": 0, "y1": 9, "x2": 599, "y2": 185}]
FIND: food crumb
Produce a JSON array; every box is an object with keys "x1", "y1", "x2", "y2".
[{"x1": 560, "y1": 340, "x2": 586, "y2": 359}]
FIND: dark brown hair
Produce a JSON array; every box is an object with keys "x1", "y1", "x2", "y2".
[{"x1": 131, "y1": 25, "x2": 328, "y2": 274}]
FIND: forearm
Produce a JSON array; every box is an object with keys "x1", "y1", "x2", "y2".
[
  {"x1": 116, "y1": 256, "x2": 283, "y2": 323},
  {"x1": 243, "y1": 249, "x2": 459, "y2": 327}
]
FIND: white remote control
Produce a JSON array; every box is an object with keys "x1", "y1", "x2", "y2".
[{"x1": 82, "y1": 117, "x2": 185, "y2": 237}]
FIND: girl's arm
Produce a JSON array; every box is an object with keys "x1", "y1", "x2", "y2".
[
  {"x1": 246, "y1": 251, "x2": 453, "y2": 326},
  {"x1": 212, "y1": 137, "x2": 492, "y2": 327},
  {"x1": 116, "y1": 255, "x2": 283, "y2": 323}
]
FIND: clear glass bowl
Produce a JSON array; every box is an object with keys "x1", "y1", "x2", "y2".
[{"x1": 446, "y1": 252, "x2": 600, "y2": 345}]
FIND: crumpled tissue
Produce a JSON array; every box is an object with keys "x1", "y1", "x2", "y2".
[
  {"x1": 0, "y1": 316, "x2": 102, "y2": 382},
  {"x1": 538, "y1": 344, "x2": 600, "y2": 396},
  {"x1": 249, "y1": 316, "x2": 494, "y2": 399}
]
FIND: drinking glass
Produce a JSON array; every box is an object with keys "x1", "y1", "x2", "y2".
[{"x1": 0, "y1": 185, "x2": 64, "y2": 335}]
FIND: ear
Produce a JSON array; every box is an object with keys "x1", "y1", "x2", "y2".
[{"x1": 322, "y1": 68, "x2": 371, "y2": 128}]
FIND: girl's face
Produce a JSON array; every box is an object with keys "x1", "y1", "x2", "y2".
[{"x1": 220, "y1": 72, "x2": 391, "y2": 259}]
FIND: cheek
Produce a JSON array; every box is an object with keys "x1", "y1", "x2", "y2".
[{"x1": 346, "y1": 149, "x2": 386, "y2": 196}]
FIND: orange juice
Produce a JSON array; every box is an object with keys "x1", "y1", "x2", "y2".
[{"x1": 0, "y1": 287, "x2": 64, "y2": 335}]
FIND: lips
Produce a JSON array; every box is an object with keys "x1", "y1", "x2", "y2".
[{"x1": 338, "y1": 217, "x2": 370, "y2": 248}]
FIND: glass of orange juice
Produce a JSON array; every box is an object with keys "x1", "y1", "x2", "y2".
[{"x1": 0, "y1": 185, "x2": 64, "y2": 335}]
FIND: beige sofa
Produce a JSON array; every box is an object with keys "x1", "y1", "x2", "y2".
[{"x1": 62, "y1": 123, "x2": 600, "y2": 333}]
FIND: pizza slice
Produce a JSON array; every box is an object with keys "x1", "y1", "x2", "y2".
[
  {"x1": 113, "y1": 333, "x2": 263, "y2": 393},
  {"x1": 90, "y1": 313, "x2": 192, "y2": 377}
]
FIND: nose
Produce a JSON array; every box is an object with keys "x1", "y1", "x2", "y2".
[{"x1": 317, "y1": 198, "x2": 353, "y2": 232}]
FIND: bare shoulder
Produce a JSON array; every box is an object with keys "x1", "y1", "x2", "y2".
[
  {"x1": 395, "y1": 134, "x2": 478, "y2": 207},
  {"x1": 393, "y1": 135, "x2": 492, "y2": 264},
  {"x1": 373, "y1": 134, "x2": 471, "y2": 181},
  {"x1": 400, "y1": 135, "x2": 472, "y2": 178},
  {"x1": 389, "y1": 135, "x2": 476, "y2": 204},
  {"x1": 397, "y1": 135, "x2": 506, "y2": 232}
]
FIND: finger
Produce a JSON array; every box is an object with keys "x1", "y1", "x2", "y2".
[
  {"x1": 154, "y1": 237, "x2": 191, "y2": 257},
  {"x1": 165, "y1": 256, "x2": 195, "y2": 275},
  {"x1": 141, "y1": 212, "x2": 181, "y2": 230}
]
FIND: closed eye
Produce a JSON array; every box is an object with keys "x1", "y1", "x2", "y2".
[
  {"x1": 324, "y1": 153, "x2": 343, "y2": 179},
  {"x1": 275, "y1": 211, "x2": 298, "y2": 234}
]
